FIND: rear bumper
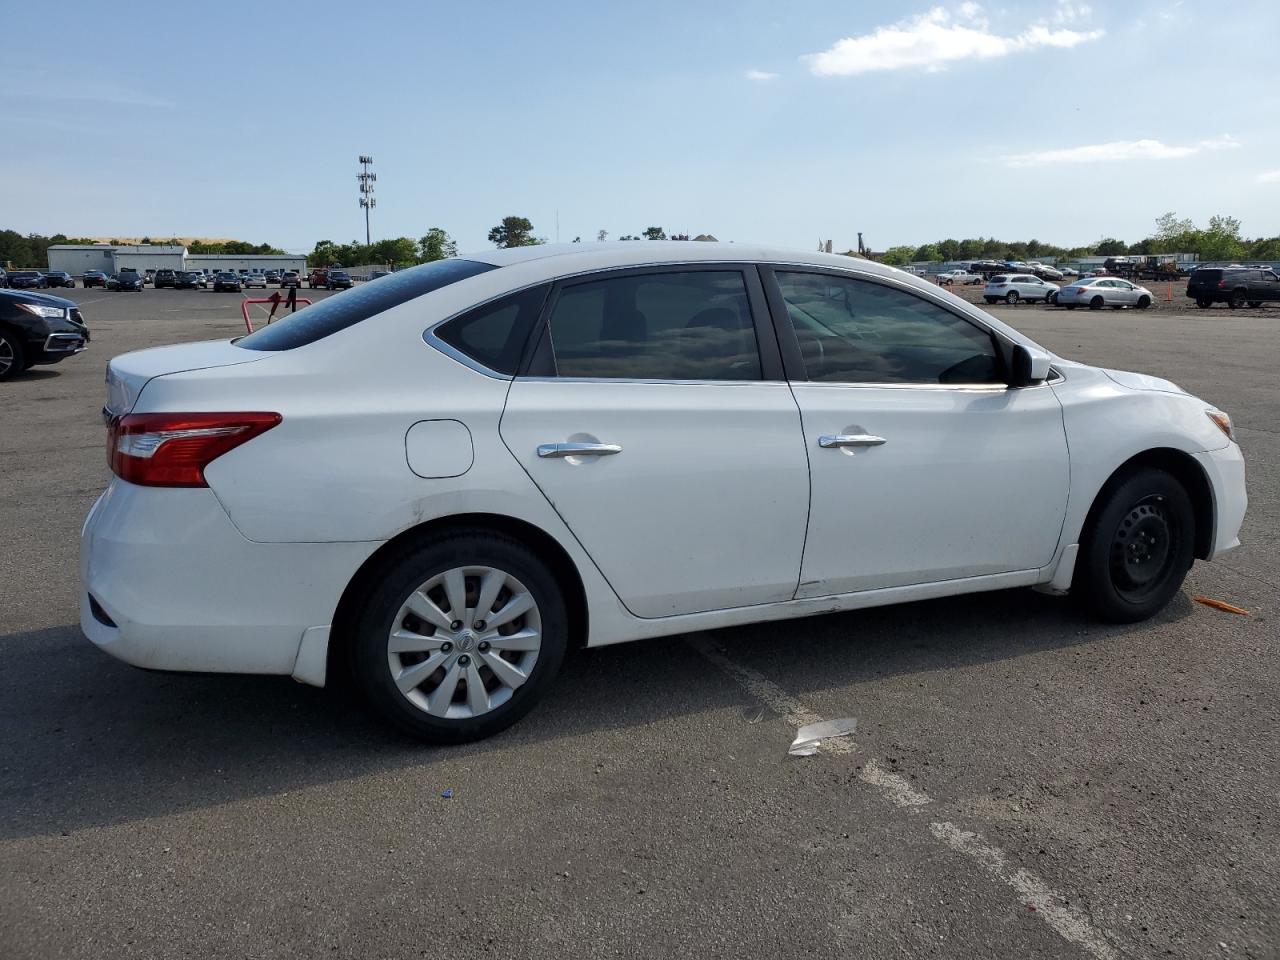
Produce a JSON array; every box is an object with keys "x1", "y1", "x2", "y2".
[{"x1": 80, "y1": 480, "x2": 376, "y2": 678}]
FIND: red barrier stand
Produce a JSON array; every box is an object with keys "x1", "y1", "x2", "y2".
[{"x1": 241, "y1": 296, "x2": 313, "y2": 334}]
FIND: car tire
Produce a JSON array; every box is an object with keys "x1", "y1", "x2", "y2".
[
  {"x1": 984, "y1": 297, "x2": 997, "y2": 304},
  {"x1": 349, "y1": 530, "x2": 570, "y2": 743},
  {"x1": 1064, "y1": 304, "x2": 1076, "y2": 310},
  {"x1": 1196, "y1": 298, "x2": 1212, "y2": 309},
  {"x1": 1089, "y1": 296, "x2": 1104, "y2": 310},
  {"x1": 1136, "y1": 296, "x2": 1151, "y2": 309},
  {"x1": 1228, "y1": 290, "x2": 1247, "y2": 309},
  {"x1": 1073, "y1": 467, "x2": 1194, "y2": 623},
  {"x1": 1047, "y1": 291, "x2": 1058, "y2": 304},
  {"x1": 0, "y1": 328, "x2": 27, "y2": 381},
  {"x1": 1248, "y1": 301, "x2": 1261, "y2": 308},
  {"x1": 1005, "y1": 291, "x2": 1019, "y2": 304}
]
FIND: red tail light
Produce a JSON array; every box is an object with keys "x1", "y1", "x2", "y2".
[
  {"x1": 1217, "y1": 280, "x2": 1225, "y2": 288},
  {"x1": 108, "y1": 412, "x2": 282, "y2": 487}
]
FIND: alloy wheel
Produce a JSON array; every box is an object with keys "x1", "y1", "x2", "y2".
[
  {"x1": 386, "y1": 565, "x2": 542, "y2": 719},
  {"x1": 0, "y1": 337, "x2": 14, "y2": 376}
]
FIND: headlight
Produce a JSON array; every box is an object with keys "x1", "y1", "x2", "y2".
[
  {"x1": 17, "y1": 303, "x2": 67, "y2": 319},
  {"x1": 1206, "y1": 410, "x2": 1235, "y2": 443}
]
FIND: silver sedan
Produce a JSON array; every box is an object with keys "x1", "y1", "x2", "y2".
[{"x1": 1057, "y1": 277, "x2": 1154, "y2": 310}]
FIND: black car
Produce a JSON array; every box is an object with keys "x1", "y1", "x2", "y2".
[
  {"x1": 264, "y1": 270, "x2": 281, "y2": 283},
  {"x1": 0, "y1": 289, "x2": 89, "y2": 381},
  {"x1": 110, "y1": 270, "x2": 145, "y2": 292},
  {"x1": 43, "y1": 270, "x2": 75, "y2": 288},
  {"x1": 153, "y1": 268, "x2": 179, "y2": 288},
  {"x1": 83, "y1": 270, "x2": 108, "y2": 288},
  {"x1": 175, "y1": 270, "x2": 205, "y2": 289},
  {"x1": 213, "y1": 271, "x2": 243, "y2": 292},
  {"x1": 7, "y1": 271, "x2": 47, "y2": 289},
  {"x1": 327, "y1": 270, "x2": 353, "y2": 290},
  {"x1": 0, "y1": 268, "x2": 7, "y2": 288},
  {"x1": 1187, "y1": 266, "x2": 1280, "y2": 309}
]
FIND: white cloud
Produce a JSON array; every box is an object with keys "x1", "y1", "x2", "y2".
[
  {"x1": 745, "y1": 69, "x2": 779, "y2": 81},
  {"x1": 1003, "y1": 135, "x2": 1241, "y2": 167},
  {"x1": 1258, "y1": 170, "x2": 1280, "y2": 184},
  {"x1": 803, "y1": 4, "x2": 1103, "y2": 76}
]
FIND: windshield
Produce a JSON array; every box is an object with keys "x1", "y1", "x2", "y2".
[{"x1": 239, "y1": 258, "x2": 495, "y2": 351}]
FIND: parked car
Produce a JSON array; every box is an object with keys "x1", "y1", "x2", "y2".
[
  {"x1": 1060, "y1": 267, "x2": 1079, "y2": 277},
  {"x1": 368, "y1": 270, "x2": 391, "y2": 281},
  {"x1": 7, "y1": 271, "x2": 47, "y2": 289},
  {"x1": 967, "y1": 260, "x2": 1008, "y2": 278},
  {"x1": 307, "y1": 269, "x2": 330, "y2": 289},
  {"x1": 109, "y1": 270, "x2": 145, "y2": 292},
  {"x1": 0, "y1": 267, "x2": 7, "y2": 288},
  {"x1": 83, "y1": 270, "x2": 109, "y2": 288},
  {"x1": 213, "y1": 272, "x2": 243, "y2": 292},
  {"x1": 153, "y1": 268, "x2": 179, "y2": 289},
  {"x1": 326, "y1": 270, "x2": 353, "y2": 290},
  {"x1": 1030, "y1": 264, "x2": 1064, "y2": 281},
  {"x1": 176, "y1": 271, "x2": 206, "y2": 289},
  {"x1": 1186, "y1": 266, "x2": 1280, "y2": 309},
  {"x1": 983, "y1": 274, "x2": 1060, "y2": 304},
  {"x1": 264, "y1": 271, "x2": 281, "y2": 284},
  {"x1": 280, "y1": 271, "x2": 302, "y2": 288},
  {"x1": 244, "y1": 273, "x2": 268, "y2": 289},
  {"x1": 1057, "y1": 278, "x2": 1154, "y2": 310},
  {"x1": 80, "y1": 244, "x2": 1246, "y2": 743},
  {"x1": 43, "y1": 270, "x2": 75, "y2": 288},
  {"x1": 0, "y1": 288, "x2": 89, "y2": 381},
  {"x1": 937, "y1": 269, "x2": 982, "y2": 285}
]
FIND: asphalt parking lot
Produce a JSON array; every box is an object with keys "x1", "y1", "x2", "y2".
[{"x1": 2, "y1": 286, "x2": 1276, "y2": 959}]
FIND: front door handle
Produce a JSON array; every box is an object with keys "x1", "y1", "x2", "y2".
[
  {"x1": 537, "y1": 442, "x2": 623, "y2": 459},
  {"x1": 818, "y1": 434, "x2": 887, "y2": 449}
]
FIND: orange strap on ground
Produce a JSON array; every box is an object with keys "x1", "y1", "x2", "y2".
[{"x1": 1193, "y1": 596, "x2": 1249, "y2": 616}]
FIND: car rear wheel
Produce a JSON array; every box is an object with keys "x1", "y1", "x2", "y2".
[
  {"x1": 1005, "y1": 291, "x2": 1019, "y2": 304},
  {"x1": 1073, "y1": 468, "x2": 1194, "y2": 623},
  {"x1": 1064, "y1": 304, "x2": 1076, "y2": 310},
  {"x1": 1196, "y1": 298, "x2": 1212, "y2": 309},
  {"x1": 1089, "y1": 296, "x2": 1104, "y2": 310},
  {"x1": 1228, "y1": 290, "x2": 1247, "y2": 309},
  {"x1": 0, "y1": 329, "x2": 26, "y2": 381},
  {"x1": 1248, "y1": 301, "x2": 1262, "y2": 308},
  {"x1": 984, "y1": 297, "x2": 997, "y2": 304},
  {"x1": 350, "y1": 531, "x2": 569, "y2": 743},
  {"x1": 1136, "y1": 296, "x2": 1151, "y2": 309}
]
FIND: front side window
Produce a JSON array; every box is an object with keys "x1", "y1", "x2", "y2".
[
  {"x1": 775, "y1": 271, "x2": 1002, "y2": 385},
  {"x1": 544, "y1": 270, "x2": 761, "y2": 380}
]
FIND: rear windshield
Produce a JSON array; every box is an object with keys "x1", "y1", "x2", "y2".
[
  {"x1": 238, "y1": 258, "x2": 496, "y2": 351},
  {"x1": 1190, "y1": 269, "x2": 1222, "y2": 281},
  {"x1": 989, "y1": 275, "x2": 1008, "y2": 283}
]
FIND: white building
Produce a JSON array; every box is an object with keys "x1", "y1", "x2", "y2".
[{"x1": 47, "y1": 244, "x2": 305, "y2": 276}]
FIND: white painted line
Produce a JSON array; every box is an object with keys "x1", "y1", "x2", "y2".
[
  {"x1": 859, "y1": 758, "x2": 932, "y2": 809},
  {"x1": 688, "y1": 633, "x2": 1121, "y2": 960},
  {"x1": 76, "y1": 297, "x2": 109, "y2": 306},
  {"x1": 930, "y1": 822, "x2": 1120, "y2": 960}
]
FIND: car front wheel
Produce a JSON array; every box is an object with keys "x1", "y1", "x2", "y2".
[
  {"x1": 1073, "y1": 467, "x2": 1194, "y2": 623},
  {"x1": 1136, "y1": 295, "x2": 1151, "y2": 309},
  {"x1": 350, "y1": 531, "x2": 569, "y2": 743},
  {"x1": 0, "y1": 328, "x2": 26, "y2": 381}
]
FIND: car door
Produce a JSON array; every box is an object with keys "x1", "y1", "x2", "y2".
[
  {"x1": 500, "y1": 265, "x2": 811, "y2": 619},
  {"x1": 764, "y1": 267, "x2": 1069, "y2": 597},
  {"x1": 1262, "y1": 270, "x2": 1280, "y2": 302},
  {"x1": 1116, "y1": 279, "x2": 1139, "y2": 305}
]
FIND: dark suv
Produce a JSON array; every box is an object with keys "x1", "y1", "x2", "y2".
[
  {"x1": 0, "y1": 289, "x2": 90, "y2": 381},
  {"x1": 1187, "y1": 267, "x2": 1280, "y2": 309},
  {"x1": 153, "y1": 268, "x2": 179, "y2": 288}
]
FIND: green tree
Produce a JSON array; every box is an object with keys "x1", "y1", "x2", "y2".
[
  {"x1": 418, "y1": 228, "x2": 456, "y2": 262},
  {"x1": 880, "y1": 245, "x2": 916, "y2": 266},
  {"x1": 642, "y1": 226, "x2": 667, "y2": 240},
  {"x1": 488, "y1": 216, "x2": 541, "y2": 248},
  {"x1": 597, "y1": 229, "x2": 608, "y2": 242},
  {"x1": 1200, "y1": 215, "x2": 1244, "y2": 261},
  {"x1": 1094, "y1": 238, "x2": 1127, "y2": 256},
  {"x1": 912, "y1": 243, "x2": 940, "y2": 262}
]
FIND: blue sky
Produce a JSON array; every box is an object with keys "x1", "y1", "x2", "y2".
[{"x1": 4, "y1": 0, "x2": 1278, "y2": 253}]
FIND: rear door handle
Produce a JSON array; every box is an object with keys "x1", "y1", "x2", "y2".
[
  {"x1": 537, "y1": 442, "x2": 623, "y2": 459},
  {"x1": 818, "y1": 434, "x2": 887, "y2": 449}
]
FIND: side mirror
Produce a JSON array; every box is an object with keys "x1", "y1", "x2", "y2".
[{"x1": 1010, "y1": 344, "x2": 1052, "y2": 387}]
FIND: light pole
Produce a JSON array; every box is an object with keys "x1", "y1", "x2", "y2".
[{"x1": 358, "y1": 155, "x2": 376, "y2": 246}]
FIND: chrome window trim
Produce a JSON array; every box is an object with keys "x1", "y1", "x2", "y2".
[
  {"x1": 515, "y1": 376, "x2": 791, "y2": 387},
  {"x1": 421, "y1": 279, "x2": 556, "y2": 381}
]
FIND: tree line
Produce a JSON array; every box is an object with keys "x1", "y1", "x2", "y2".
[
  {"x1": 0, "y1": 229, "x2": 285, "y2": 267},
  {"x1": 878, "y1": 213, "x2": 1280, "y2": 266}
]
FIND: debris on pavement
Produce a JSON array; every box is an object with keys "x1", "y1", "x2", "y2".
[
  {"x1": 789, "y1": 717, "x2": 857, "y2": 756},
  {"x1": 440, "y1": 788, "x2": 453, "y2": 799},
  {"x1": 742, "y1": 705, "x2": 765, "y2": 724},
  {"x1": 1193, "y1": 596, "x2": 1250, "y2": 616}
]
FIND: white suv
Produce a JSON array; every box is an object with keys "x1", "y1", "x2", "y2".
[
  {"x1": 984, "y1": 273, "x2": 1060, "y2": 304},
  {"x1": 81, "y1": 243, "x2": 1245, "y2": 743}
]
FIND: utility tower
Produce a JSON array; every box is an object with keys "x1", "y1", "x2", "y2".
[{"x1": 358, "y1": 155, "x2": 376, "y2": 246}]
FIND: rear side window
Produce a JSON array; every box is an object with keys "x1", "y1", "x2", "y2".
[
  {"x1": 238, "y1": 259, "x2": 495, "y2": 351},
  {"x1": 543, "y1": 270, "x2": 762, "y2": 380},
  {"x1": 433, "y1": 284, "x2": 550, "y2": 375}
]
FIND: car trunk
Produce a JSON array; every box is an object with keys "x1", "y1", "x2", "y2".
[
  {"x1": 1187, "y1": 269, "x2": 1223, "y2": 293},
  {"x1": 104, "y1": 340, "x2": 267, "y2": 417}
]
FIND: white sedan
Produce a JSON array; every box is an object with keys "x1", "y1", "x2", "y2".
[
  {"x1": 983, "y1": 273, "x2": 1060, "y2": 304},
  {"x1": 81, "y1": 243, "x2": 1247, "y2": 743},
  {"x1": 1057, "y1": 277, "x2": 1155, "y2": 310}
]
